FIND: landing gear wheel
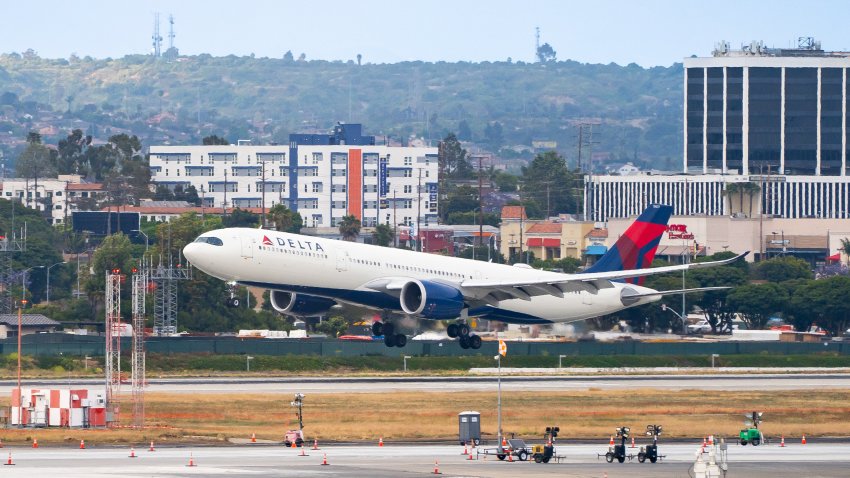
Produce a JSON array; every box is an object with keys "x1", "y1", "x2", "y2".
[
  {"x1": 394, "y1": 334, "x2": 407, "y2": 348},
  {"x1": 230, "y1": 297, "x2": 240, "y2": 308},
  {"x1": 517, "y1": 450, "x2": 528, "y2": 461},
  {"x1": 469, "y1": 334, "x2": 482, "y2": 350},
  {"x1": 459, "y1": 335, "x2": 471, "y2": 349},
  {"x1": 372, "y1": 322, "x2": 383, "y2": 336},
  {"x1": 638, "y1": 452, "x2": 646, "y2": 463},
  {"x1": 457, "y1": 323, "x2": 471, "y2": 337},
  {"x1": 447, "y1": 323, "x2": 459, "y2": 338},
  {"x1": 384, "y1": 334, "x2": 397, "y2": 347},
  {"x1": 605, "y1": 452, "x2": 614, "y2": 463}
]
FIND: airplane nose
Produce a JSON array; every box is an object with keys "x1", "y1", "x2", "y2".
[{"x1": 183, "y1": 242, "x2": 200, "y2": 264}]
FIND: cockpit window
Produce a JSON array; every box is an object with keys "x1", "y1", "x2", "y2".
[{"x1": 194, "y1": 236, "x2": 223, "y2": 246}]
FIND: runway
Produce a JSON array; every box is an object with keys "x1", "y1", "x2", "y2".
[
  {"x1": 0, "y1": 443, "x2": 846, "y2": 477},
  {"x1": 2, "y1": 373, "x2": 849, "y2": 394}
]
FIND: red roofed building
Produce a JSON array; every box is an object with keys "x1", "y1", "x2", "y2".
[{"x1": 499, "y1": 205, "x2": 604, "y2": 262}]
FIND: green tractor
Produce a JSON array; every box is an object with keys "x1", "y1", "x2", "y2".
[{"x1": 739, "y1": 411, "x2": 764, "y2": 446}]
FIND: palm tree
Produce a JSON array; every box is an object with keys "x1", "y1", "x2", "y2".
[
  {"x1": 723, "y1": 183, "x2": 741, "y2": 215},
  {"x1": 338, "y1": 215, "x2": 361, "y2": 241},
  {"x1": 841, "y1": 238, "x2": 850, "y2": 266},
  {"x1": 268, "y1": 204, "x2": 302, "y2": 233},
  {"x1": 742, "y1": 182, "x2": 761, "y2": 218}
]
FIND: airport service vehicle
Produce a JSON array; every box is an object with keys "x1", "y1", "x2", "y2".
[
  {"x1": 531, "y1": 426, "x2": 560, "y2": 464},
  {"x1": 739, "y1": 412, "x2": 763, "y2": 446},
  {"x1": 637, "y1": 424, "x2": 664, "y2": 463},
  {"x1": 183, "y1": 204, "x2": 745, "y2": 349},
  {"x1": 496, "y1": 438, "x2": 532, "y2": 461}
]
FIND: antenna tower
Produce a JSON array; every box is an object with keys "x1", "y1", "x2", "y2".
[
  {"x1": 152, "y1": 13, "x2": 162, "y2": 58},
  {"x1": 131, "y1": 261, "x2": 147, "y2": 428},
  {"x1": 105, "y1": 270, "x2": 122, "y2": 427},
  {"x1": 0, "y1": 221, "x2": 26, "y2": 314},
  {"x1": 150, "y1": 248, "x2": 190, "y2": 336},
  {"x1": 168, "y1": 15, "x2": 175, "y2": 51}
]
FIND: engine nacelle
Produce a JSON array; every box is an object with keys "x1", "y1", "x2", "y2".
[
  {"x1": 269, "y1": 290, "x2": 336, "y2": 317},
  {"x1": 399, "y1": 279, "x2": 465, "y2": 320}
]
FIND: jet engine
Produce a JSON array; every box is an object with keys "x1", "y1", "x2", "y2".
[
  {"x1": 399, "y1": 279, "x2": 465, "y2": 320},
  {"x1": 269, "y1": 291, "x2": 336, "y2": 317}
]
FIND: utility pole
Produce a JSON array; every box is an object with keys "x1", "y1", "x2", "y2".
[
  {"x1": 393, "y1": 189, "x2": 398, "y2": 248},
  {"x1": 223, "y1": 169, "x2": 229, "y2": 217},
  {"x1": 260, "y1": 159, "x2": 267, "y2": 228},
  {"x1": 478, "y1": 155, "x2": 484, "y2": 248},
  {"x1": 417, "y1": 168, "x2": 423, "y2": 251}
]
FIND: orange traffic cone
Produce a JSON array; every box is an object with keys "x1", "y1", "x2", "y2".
[
  {"x1": 379, "y1": 437, "x2": 384, "y2": 447},
  {"x1": 80, "y1": 439, "x2": 85, "y2": 449},
  {"x1": 321, "y1": 453, "x2": 329, "y2": 466},
  {"x1": 630, "y1": 436, "x2": 635, "y2": 448},
  {"x1": 187, "y1": 452, "x2": 196, "y2": 467},
  {"x1": 609, "y1": 436, "x2": 614, "y2": 446},
  {"x1": 290, "y1": 440, "x2": 297, "y2": 449},
  {"x1": 129, "y1": 446, "x2": 136, "y2": 458},
  {"x1": 312, "y1": 439, "x2": 319, "y2": 450},
  {"x1": 462, "y1": 443, "x2": 469, "y2": 455},
  {"x1": 467, "y1": 450, "x2": 474, "y2": 460},
  {"x1": 432, "y1": 459, "x2": 442, "y2": 475},
  {"x1": 251, "y1": 433, "x2": 256, "y2": 443},
  {"x1": 702, "y1": 436, "x2": 707, "y2": 447},
  {"x1": 32, "y1": 438, "x2": 38, "y2": 449},
  {"x1": 299, "y1": 444, "x2": 307, "y2": 457},
  {"x1": 3, "y1": 452, "x2": 13, "y2": 466},
  {"x1": 780, "y1": 435, "x2": 786, "y2": 447},
  {"x1": 508, "y1": 451, "x2": 514, "y2": 462},
  {"x1": 802, "y1": 435, "x2": 807, "y2": 445},
  {"x1": 149, "y1": 441, "x2": 155, "y2": 452},
  {"x1": 501, "y1": 437, "x2": 508, "y2": 447}
]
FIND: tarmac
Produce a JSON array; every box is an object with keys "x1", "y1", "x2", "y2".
[{"x1": 0, "y1": 442, "x2": 846, "y2": 477}]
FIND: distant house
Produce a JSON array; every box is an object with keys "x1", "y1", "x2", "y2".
[{"x1": 0, "y1": 314, "x2": 61, "y2": 338}]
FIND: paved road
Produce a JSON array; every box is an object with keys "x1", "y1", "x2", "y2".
[
  {"x1": 1, "y1": 373, "x2": 849, "y2": 394},
  {"x1": 0, "y1": 443, "x2": 845, "y2": 477}
]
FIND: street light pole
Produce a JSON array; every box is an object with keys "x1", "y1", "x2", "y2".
[
  {"x1": 496, "y1": 353, "x2": 502, "y2": 446},
  {"x1": 132, "y1": 229, "x2": 149, "y2": 255},
  {"x1": 46, "y1": 261, "x2": 66, "y2": 305},
  {"x1": 22, "y1": 266, "x2": 44, "y2": 304}
]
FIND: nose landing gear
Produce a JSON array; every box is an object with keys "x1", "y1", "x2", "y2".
[
  {"x1": 224, "y1": 282, "x2": 240, "y2": 307},
  {"x1": 447, "y1": 322, "x2": 482, "y2": 350}
]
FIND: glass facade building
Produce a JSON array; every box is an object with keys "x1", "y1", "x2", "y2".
[{"x1": 684, "y1": 49, "x2": 850, "y2": 176}]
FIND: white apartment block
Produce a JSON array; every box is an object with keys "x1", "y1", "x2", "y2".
[
  {"x1": 149, "y1": 142, "x2": 439, "y2": 229},
  {"x1": 0, "y1": 175, "x2": 104, "y2": 225}
]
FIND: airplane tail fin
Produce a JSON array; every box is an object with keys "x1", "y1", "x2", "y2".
[{"x1": 585, "y1": 204, "x2": 673, "y2": 284}]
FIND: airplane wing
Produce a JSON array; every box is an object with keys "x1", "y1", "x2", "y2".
[{"x1": 458, "y1": 252, "x2": 748, "y2": 303}]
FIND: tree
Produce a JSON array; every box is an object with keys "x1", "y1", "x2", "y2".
[
  {"x1": 155, "y1": 212, "x2": 209, "y2": 260},
  {"x1": 16, "y1": 131, "x2": 57, "y2": 180},
  {"x1": 268, "y1": 204, "x2": 303, "y2": 233},
  {"x1": 441, "y1": 185, "x2": 478, "y2": 223},
  {"x1": 56, "y1": 129, "x2": 92, "y2": 174},
  {"x1": 202, "y1": 134, "x2": 230, "y2": 145},
  {"x1": 751, "y1": 256, "x2": 813, "y2": 282},
  {"x1": 689, "y1": 252, "x2": 749, "y2": 334},
  {"x1": 787, "y1": 276, "x2": 850, "y2": 336},
  {"x1": 356, "y1": 53, "x2": 362, "y2": 66},
  {"x1": 438, "y1": 133, "x2": 472, "y2": 179},
  {"x1": 521, "y1": 151, "x2": 580, "y2": 217},
  {"x1": 727, "y1": 282, "x2": 788, "y2": 330},
  {"x1": 222, "y1": 208, "x2": 259, "y2": 228},
  {"x1": 483, "y1": 121, "x2": 504, "y2": 149},
  {"x1": 536, "y1": 42, "x2": 557, "y2": 63},
  {"x1": 339, "y1": 215, "x2": 361, "y2": 241},
  {"x1": 315, "y1": 315, "x2": 349, "y2": 338},
  {"x1": 492, "y1": 169, "x2": 518, "y2": 192},
  {"x1": 282, "y1": 50, "x2": 294, "y2": 63},
  {"x1": 372, "y1": 224, "x2": 393, "y2": 247},
  {"x1": 841, "y1": 238, "x2": 850, "y2": 265}
]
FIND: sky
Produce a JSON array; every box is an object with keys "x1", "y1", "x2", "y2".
[{"x1": 1, "y1": 0, "x2": 849, "y2": 67}]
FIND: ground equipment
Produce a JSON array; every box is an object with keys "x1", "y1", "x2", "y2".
[
  {"x1": 532, "y1": 426, "x2": 559, "y2": 463},
  {"x1": 739, "y1": 412, "x2": 763, "y2": 446},
  {"x1": 638, "y1": 424, "x2": 664, "y2": 463},
  {"x1": 604, "y1": 426, "x2": 631, "y2": 463}
]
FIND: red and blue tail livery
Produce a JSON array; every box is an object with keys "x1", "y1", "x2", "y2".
[{"x1": 584, "y1": 204, "x2": 673, "y2": 283}]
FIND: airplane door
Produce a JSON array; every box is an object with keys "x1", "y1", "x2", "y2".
[
  {"x1": 240, "y1": 236, "x2": 255, "y2": 258},
  {"x1": 335, "y1": 250, "x2": 349, "y2": 271}
]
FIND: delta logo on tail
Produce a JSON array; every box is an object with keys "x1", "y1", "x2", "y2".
[
  {"x1": 262, "y1": 235, "x2": 273, "y2": 246},
  {"x1": 585, "y1": 204, "x2": 673, "y2": 284}
]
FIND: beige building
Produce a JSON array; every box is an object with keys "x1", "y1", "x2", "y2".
[
  {"x1": 499, "y1": 206, "x2": 605, "y2": 262},
  {"x1": 607, "y1": 213, "x2": 850, "y2": 265}
]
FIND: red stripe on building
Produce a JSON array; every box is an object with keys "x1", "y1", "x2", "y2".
[{"x1": 347, "y1": 149, "x2": 363, "y2": 220}]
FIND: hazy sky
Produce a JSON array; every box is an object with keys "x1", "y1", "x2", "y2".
[{"x1": 2, "y1": 0, "x2": 848, "y2": 66}]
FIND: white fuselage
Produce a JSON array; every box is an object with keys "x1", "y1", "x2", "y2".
[{"x1": 183, "y1": 228, "x2": 660, "y2": 324}]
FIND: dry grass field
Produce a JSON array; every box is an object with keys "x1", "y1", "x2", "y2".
[{"x1": 1, "y1": 389, "x2": 848, "y2": 445}]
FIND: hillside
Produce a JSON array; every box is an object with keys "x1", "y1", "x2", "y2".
[{"x1": 0, "y1": 53, "x2": 683, "y2": 171}]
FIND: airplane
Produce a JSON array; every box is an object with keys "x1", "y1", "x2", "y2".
[{"x1": 182, "y1": 204, "x2": 746, "y2": 350}]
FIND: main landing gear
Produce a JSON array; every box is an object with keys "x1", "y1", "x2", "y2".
[
  {"x1": 224, "y1": 282, "x2": 240, "y2": 308},
  {"x1": 372, "y1": 321, "x2": 407, "y2": 348},
  {"x1": 447, "y1": 322, "x2": 482, "y2": 350}
]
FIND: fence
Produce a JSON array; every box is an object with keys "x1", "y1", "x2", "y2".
[{"x1": 3, "y1": 334, "x2": 849, "y2": 357}]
